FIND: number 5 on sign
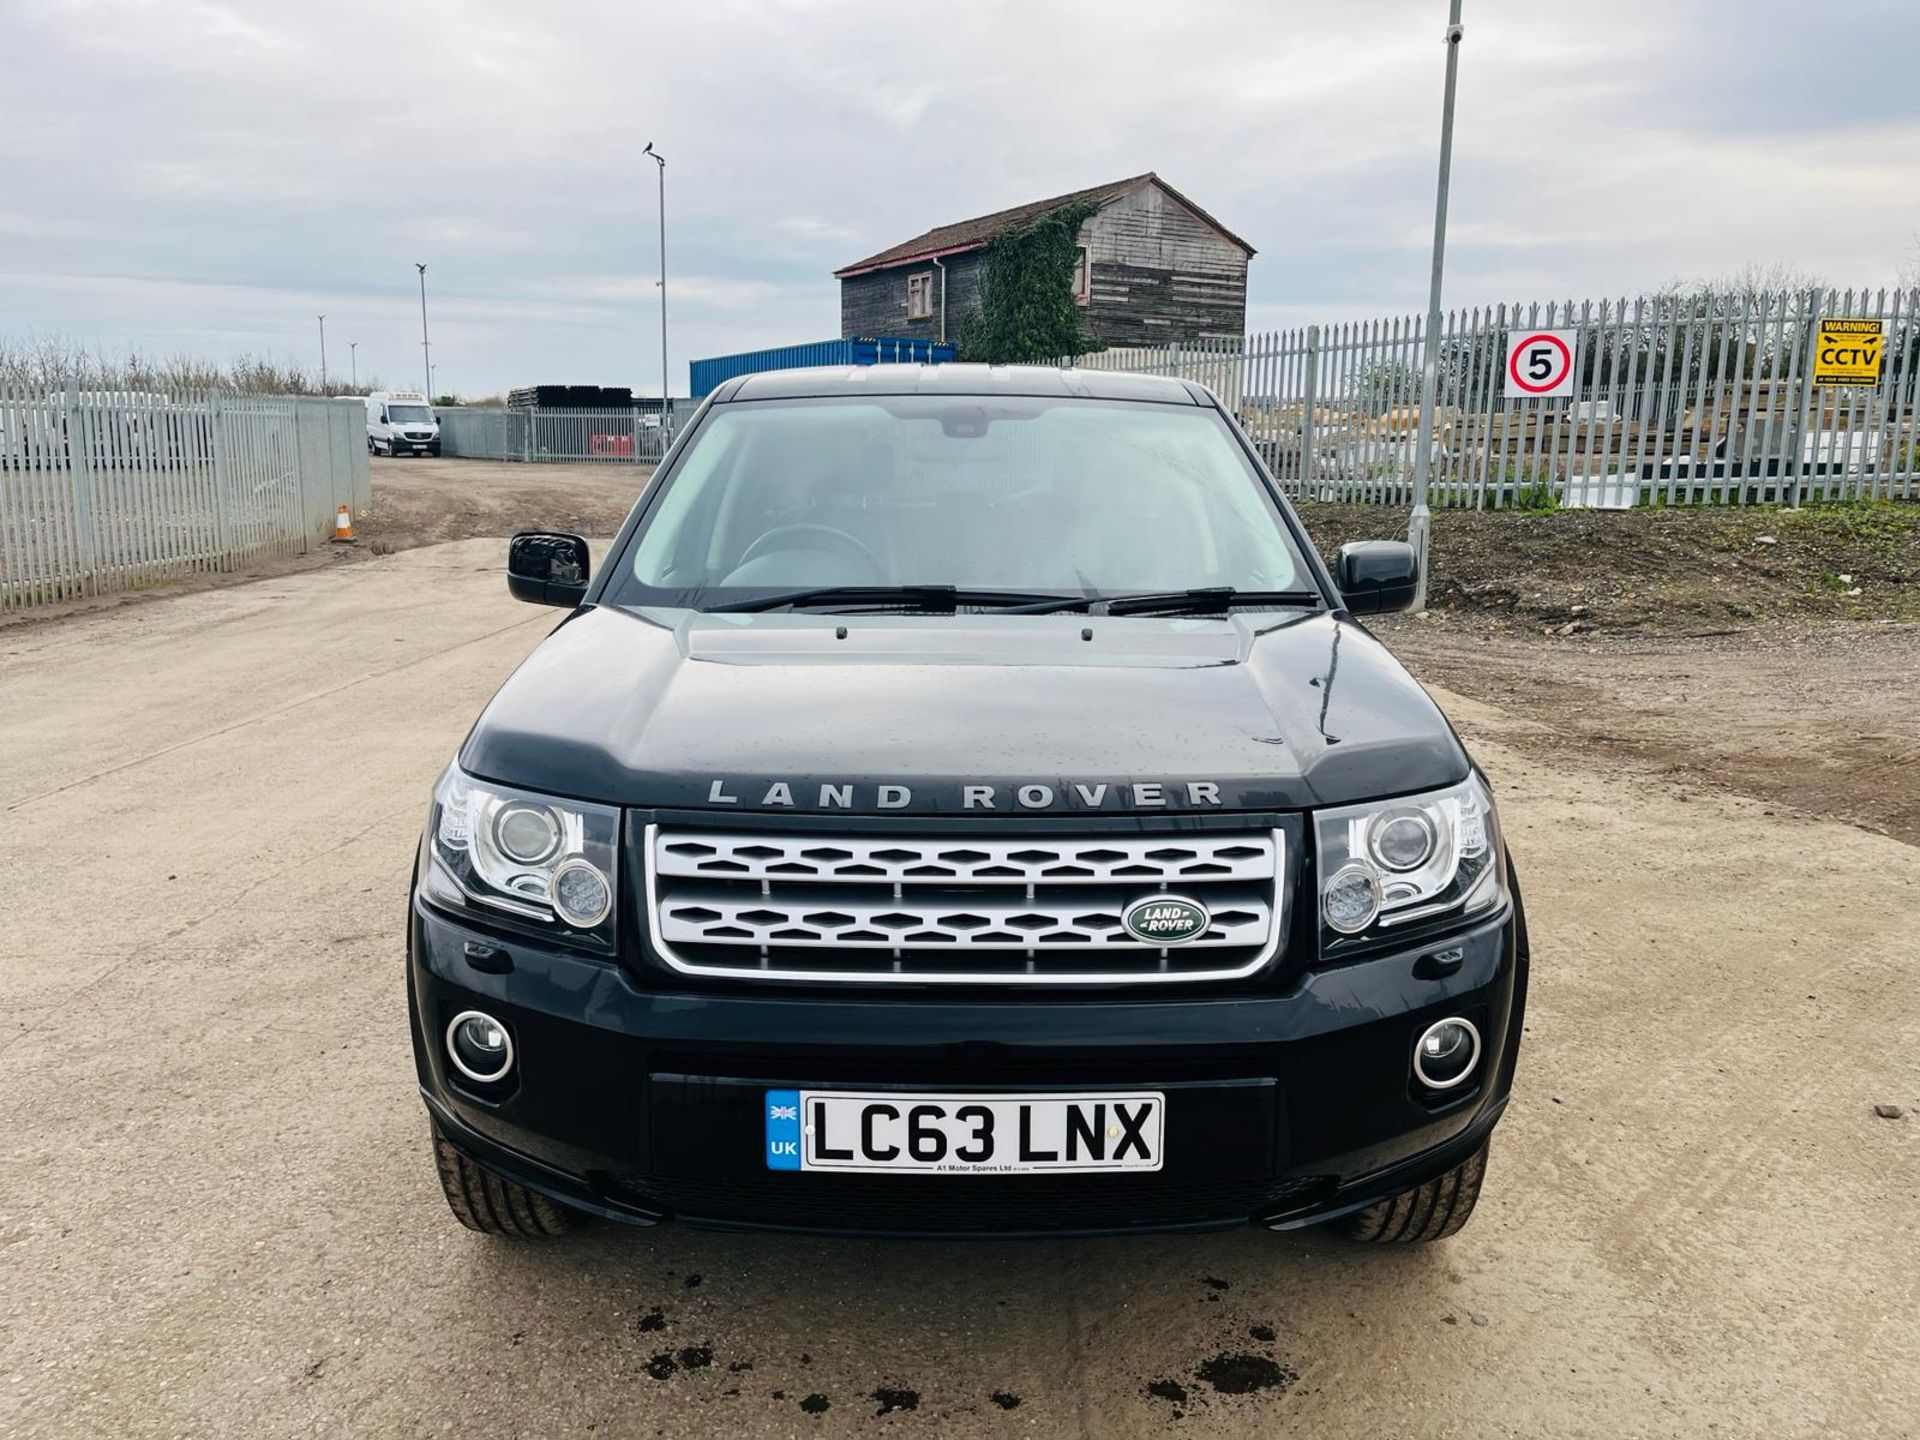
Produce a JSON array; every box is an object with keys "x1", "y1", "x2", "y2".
[{"x1": 1504, "y1": 329, "x2": 1579, "y2": 398}]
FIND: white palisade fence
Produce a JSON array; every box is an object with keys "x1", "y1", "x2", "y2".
[
  {"x1": 0, "y1": 385, "x2": 368, "y2": 613},
  {"x1": 1067, "y1": 287, "x2": 1920, "y2": 508}
]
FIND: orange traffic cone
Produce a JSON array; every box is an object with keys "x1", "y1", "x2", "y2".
[{"x1": 332, "y1": 505, "x2": 355, "y2": 542}]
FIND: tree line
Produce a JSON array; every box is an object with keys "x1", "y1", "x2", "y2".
[{"x1": 0, "y1": 335, "x2": 382, "y2": 397}]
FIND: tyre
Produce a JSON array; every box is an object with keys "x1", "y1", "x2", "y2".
[
  {"x1": 430, "y1": 1119, "x2": 582, "y2": 1238},
  {"x1": 1339, "y1": 1141, "x2": 1489, "y2": 1243}
]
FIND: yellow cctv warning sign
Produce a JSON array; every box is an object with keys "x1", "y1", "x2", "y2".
[{"x1": 1813, "y1": 318, "x2": 1883, "y2": 386}]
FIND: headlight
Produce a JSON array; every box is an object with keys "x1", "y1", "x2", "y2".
[
  {"x1": 422, "y1": 765, "x2": 619, "y2": 946},
  {"x1": 1314, "y1": 774, "x2": 1505, "y2": 953},
  {"x1": 1322, "y1": 863, "x2": 1384, "y2": 934}
]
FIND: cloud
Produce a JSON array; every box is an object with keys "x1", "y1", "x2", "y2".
[
  {"x1": 0, "y1": 0, "x2": 1915, "y2": 395},
  {"x1": 526, "y1": 273, "x2": 803, "y2": 312},
  {"x1": 776, "y1": 216, "x2": 860, "y2": 245}
]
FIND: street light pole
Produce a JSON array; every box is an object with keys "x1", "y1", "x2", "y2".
[
  {"x1": 416, "y1": 262, "x2": 433, "y2": 400},
  {"x1": 643, "y1": 142, "x2": 668, "y2": 437},
  {"x1": 318, "y1": 314, "x2": 327, "y2": 391},
  {"x1": 1407, "y1": 0, "x2": 1465, "y2": 614},
  {"x1": 349, "y1": 342, "x2": 358, "y2": 390}
]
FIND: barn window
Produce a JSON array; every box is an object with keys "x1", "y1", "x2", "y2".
[
  {"x1": 1072, "y1": 245, "x2": 1091, "y2": 304},
  {"x1": 907, "y1": 272, "x2": 934, "y2": 320}
]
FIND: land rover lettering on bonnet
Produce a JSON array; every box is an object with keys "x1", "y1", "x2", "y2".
[
  {"x1": 701, "y1": 778, "x2": 1225, "y2": 810},
  {"x1": 409, "y1": 365, "x2": 1527, "y2": 1243}
]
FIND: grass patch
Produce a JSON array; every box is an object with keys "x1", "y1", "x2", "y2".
[{"x1": 1493, "y1": 466, "x2": 1559, "y2": 513}]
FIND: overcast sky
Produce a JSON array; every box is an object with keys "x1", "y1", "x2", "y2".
[{"x1": 4, "y1": 0, "x2": 1917, "y2": 397}]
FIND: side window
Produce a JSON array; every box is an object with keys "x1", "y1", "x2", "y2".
[
  {"x1": 1072, "y1": 245, "x2": 1091, "y2": 305},
  {"x1": 379, "y1": 407, "x2": 389, "y2": 424},
  {"x1": 907, "y1": 272, "x2": 933, "y2": 320}
]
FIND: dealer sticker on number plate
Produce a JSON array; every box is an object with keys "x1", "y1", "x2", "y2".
[{"x1": 764, "y1": 1089, "x2": 1165, "y2": 1174}]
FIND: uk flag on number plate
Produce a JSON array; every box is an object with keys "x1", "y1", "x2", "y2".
[{"x1": 765, "y1": 1090, "x2": 802, "y2": 1171}]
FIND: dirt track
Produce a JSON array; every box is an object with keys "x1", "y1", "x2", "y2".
[
  {"x1": 358, "y1": 454, "x2": 651, "y2": 551},
  {"x1": 2, "y1": 539, "x2": 1916, "y2": 1438},
  {"x1": 1378, "y1": 614, "x2": 1920, "y2": 847}
]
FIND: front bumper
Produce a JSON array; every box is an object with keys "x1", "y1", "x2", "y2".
[{"x1": 408, "y1": 894, "x2": 1526, "y2": 1238}]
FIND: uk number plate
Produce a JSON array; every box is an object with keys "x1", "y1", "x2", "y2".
[{"x1": 764, "y1": 1090, "x2": 1165, "y2": 1174}]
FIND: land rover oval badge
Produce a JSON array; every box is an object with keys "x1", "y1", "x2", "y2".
[{"x1": 1121, "y1": 895, "x2": 1211, "y2": 945}]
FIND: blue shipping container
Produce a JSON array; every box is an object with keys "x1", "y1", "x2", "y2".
[{"x1": 688, "y1": 336, "x2": 956, "y2": 399}]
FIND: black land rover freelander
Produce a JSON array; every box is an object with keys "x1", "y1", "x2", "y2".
[{"x1": 410, "y1": 365, "x2": 1528, "y2": 1243}]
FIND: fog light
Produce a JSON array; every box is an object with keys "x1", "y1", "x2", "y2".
[
  {"x1": 447, "y1": 1010, "x2": 514, "y2": 1084},
  {"x1": 1413, "y1": 1017, "x2": 1481, "y2": 1090}
]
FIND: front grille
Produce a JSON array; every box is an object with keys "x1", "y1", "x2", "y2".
[
  {"x1": 607, "y1": 1171, "x2": 1333, "y2": 1235},
  {"x1": 644, "y1": 826, "x2": 1285, "y2": 985}
]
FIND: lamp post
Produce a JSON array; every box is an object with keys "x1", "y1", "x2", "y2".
[
  {"x1": 1407, "y1": 0, "x2": 1465, "y2": 613},
  {"x1": 318, "y1": 314, "x2": 327, "y2": 390},
  {"x1": 349, "y1": 341, "x2": 358, "y2": 390},
  {"x1": 416, "y1": 262, "x2": 433, "y2": 400},
  {"x1": 642, "y1": 142, "x2": 668, "y2": 437}
]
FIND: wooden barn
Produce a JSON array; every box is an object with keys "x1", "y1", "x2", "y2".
[{"x1": 833, "y1": 173, "x2": 1254, "y2": 350}]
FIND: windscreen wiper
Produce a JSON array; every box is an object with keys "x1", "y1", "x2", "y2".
[
  {"x1": 1003, "y1": 587, "x2": 1324, "y2": 616},
  {"x1": 704, "y1": 585, "x2": 1065, "y2": 614}
]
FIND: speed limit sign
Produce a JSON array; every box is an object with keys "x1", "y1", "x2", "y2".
[{"x1": 1505, "y1": 329, "x2": 1579, "y2": 398}]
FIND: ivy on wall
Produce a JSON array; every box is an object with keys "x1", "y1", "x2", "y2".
[{"x1": 959, "y1": 199, "x2": 1106, "y2": 364}]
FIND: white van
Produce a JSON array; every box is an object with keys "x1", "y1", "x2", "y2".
[{"x1": 366, "y1": 391, "x2": 440, "y2": 457}]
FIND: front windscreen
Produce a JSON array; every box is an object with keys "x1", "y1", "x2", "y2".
[
  {"x1": 610, "y1": 395, "x2": 1309, "y2": 607},
  {"x1": 387, "y1": 404, "x2": 432, "y2": 424}
]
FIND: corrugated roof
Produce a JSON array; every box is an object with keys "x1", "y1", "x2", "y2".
[{"x1": 833, "y1": 172, "x2": 1254, "y2": 277}]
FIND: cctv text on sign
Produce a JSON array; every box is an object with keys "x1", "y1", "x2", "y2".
[{"x1": 1812, "y1": 319, "x2": 1883, "y2": 387}]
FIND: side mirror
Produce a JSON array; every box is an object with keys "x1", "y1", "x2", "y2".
[
  {"x1": 1336, "y1": 540, "x2": 1418, "y2": 615},
  {"x1": 508, "y1": 532, "x2": 591, "y2": 608}
]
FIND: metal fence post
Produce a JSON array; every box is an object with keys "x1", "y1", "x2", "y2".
[
  {"x1": 1408, "y1": 0, "x2": 1465, "y2": 606},
  {"x1": 1300, "y1": 325, "x2": 1320, "y2": 492},
  {"x1": 1786, "y1": 287, "x2": 1822, "y2": 508},
  {"x1": 209, "y1": 391, "x2": 234, "y2": 564},
  {"x1": 289, "y1": 395, "x2": 311, "y2": 553},
  {"x1": 1475, "y1": 304, "x2": 1506, "y2": 507},
  {"x1": 63, "y1": 380, "x2": 100, "y2": 595}
]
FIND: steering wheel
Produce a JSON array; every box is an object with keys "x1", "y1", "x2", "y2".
[{"x1": 736, "y1": 523, "x2": 883, "y2": 577}]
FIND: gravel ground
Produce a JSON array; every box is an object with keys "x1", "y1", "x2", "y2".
[
  {"x1": 2, "y1": 541, "x2": 1917, "y2": 1439},
  {"x1": 1375, "y1": 613, "x2": 1920, "y2": 847}
]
